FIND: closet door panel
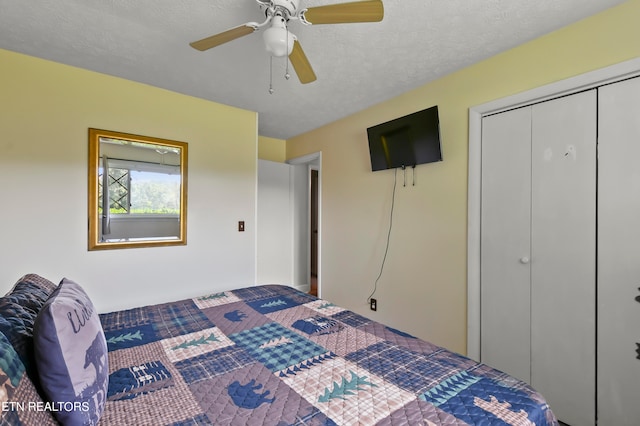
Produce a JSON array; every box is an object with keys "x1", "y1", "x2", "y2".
[
  {"x1": 530, "y1": 90, "x2": 597, "y2": 426},
  {"x1": 480, "y1": 107, "x2": 532, "y2": 383},
  {"x1": 598, "y1": 76, "x2": 640, "y2": 425}
]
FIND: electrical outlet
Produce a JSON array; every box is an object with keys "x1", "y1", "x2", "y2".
[{"x1": 370, "y1": 298, "x2": 377, "y2": 311}]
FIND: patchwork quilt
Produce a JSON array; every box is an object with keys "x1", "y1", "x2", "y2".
[{"x1": 98, "y1": 285, "x2": 558, "y2": 425}]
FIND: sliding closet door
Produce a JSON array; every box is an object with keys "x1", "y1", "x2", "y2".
[
  {"x1": 530, "y1": 90, "x2": 596, "y2": 426},
  {"x1": 480, "y1": 107, "x2": 532, "y2": 383},
  {"x1": 598, "y1": 76, "x2": 640, "y2": 425}
]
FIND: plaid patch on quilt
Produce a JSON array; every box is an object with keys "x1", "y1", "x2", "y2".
[{"x1": 96, "y1": 285, "x2": 558, "y2": 425}]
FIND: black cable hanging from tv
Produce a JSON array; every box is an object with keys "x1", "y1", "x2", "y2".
[{"x1": 368, "y1": 167, "x2": 398, "y2": 304}]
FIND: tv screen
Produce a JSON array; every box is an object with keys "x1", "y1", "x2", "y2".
[{"x1": 367, "y1": 105, "x2": 442, "y2": 171}]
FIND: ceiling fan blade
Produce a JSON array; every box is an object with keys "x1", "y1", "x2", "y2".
[
  {"x1": 190, "y1": 25, "x2": 256, "y2": 51},
  {"x1": 289, "y1": 40, "x2": 317, "y2": 84},
  {"x1": 303, "y1": 0, "x2": 383, "y2": 25}
]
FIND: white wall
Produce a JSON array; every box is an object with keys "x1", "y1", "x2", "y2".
[{"x1": 0, "y1": 49, "x2": 258, "y2": 313}]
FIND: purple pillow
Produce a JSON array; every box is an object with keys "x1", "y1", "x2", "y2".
[{"x1": 34, "y1": 278, "x2": 108, "y2": 426}]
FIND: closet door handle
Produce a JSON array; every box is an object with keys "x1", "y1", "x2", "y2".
[{"x1": 520, "y1": 257, "x2": 530, "y2": 264}]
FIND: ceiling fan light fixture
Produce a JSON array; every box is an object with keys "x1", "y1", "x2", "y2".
[{"x1": 263, "y1": 17, "x2": 295, "y2": 57}]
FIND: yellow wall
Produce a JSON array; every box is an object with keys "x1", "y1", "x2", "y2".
[
  {"x1": 287, "y1": 0, "x2": 640, "y2": 354},
  {"x1": 258, "y1": 135, "x2": 287, "y2": 162},
  {"x1": 0, "y1": 49, "x2": 258, "y2": 312}
]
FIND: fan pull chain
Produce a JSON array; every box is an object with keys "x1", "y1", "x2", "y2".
[{"x1": 269, "y1": 55, "x2": 274, "y2": 94}]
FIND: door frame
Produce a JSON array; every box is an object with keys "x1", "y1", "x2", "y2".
[
  {"x1": 309, "y1": 166, "x2": 319, "y2": 280},
  {"x1": 467, "y1": 57, "x2": 640, "y2": 361},
  {"x1": 288, "y1": 151, "x2": 322, "y2": 298}
]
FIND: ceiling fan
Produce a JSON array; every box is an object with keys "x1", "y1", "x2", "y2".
[{"x1": 189, "y1": 0, "x2": 384, "y2": 85}]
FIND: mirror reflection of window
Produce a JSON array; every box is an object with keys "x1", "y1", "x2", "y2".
[
  {"x1": 88, "y1": 129, "x2": 187, "y2": 250},
  {"x1": 129, "y1": 170, "x2": 180, "y2": 214},
  {"x1": 99, "y1": 165, "x2": 181, "y2": 215}
]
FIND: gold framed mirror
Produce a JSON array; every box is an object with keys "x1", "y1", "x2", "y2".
[{"x1": 88, "y1": 128, "x2": 188, "y2": 250}]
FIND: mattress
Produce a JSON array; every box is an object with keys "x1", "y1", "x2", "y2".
[{"x1": 98, "y1": 284, "x2": 558, "y2": 425}]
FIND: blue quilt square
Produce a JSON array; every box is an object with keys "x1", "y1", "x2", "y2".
[
  {"x1": 246, "y1": 296, "x2": 298, "y2": 314},
  {"x1": 346, "y1": 341, "x2": 453, "y2": 394},
  {"x1": 291, "y1": 316, "x2": 343, "y2": 336},
  {"x1": 229, "y1": 322, "x2": 327, "y2": 372},
  {"x1": 104, "y1": 324, "x2": 158, "y2": 351},
  {"x1": 100, "y1": 306, "x2": 152, "y2": 332},
  {"x1": 107, "y1": 360, "x2": 173, "y2": 400},
  {"x1": 231, "y1": 286, "x2": 282, "y2": 302},
  {"x1": 175, "y1": 345, "x2": 255, "y2": 385},
  {"x1": 148, "y1": 300, "x2": 214, "y2": 339},
  {"x1": 170, "y1": 414, "x2": 212, "y2": 426},
  {"x1": 331, "y1": 310, "x2": 371, "y2": 328}
]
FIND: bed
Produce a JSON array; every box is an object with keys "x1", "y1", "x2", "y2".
[{"x1": 1, "y1": 274, "x2": 558, "y2": 425}]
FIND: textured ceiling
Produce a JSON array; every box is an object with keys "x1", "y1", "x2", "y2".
[{"x1": 0, "y1": 0, "x2": 626, "y2": 139}]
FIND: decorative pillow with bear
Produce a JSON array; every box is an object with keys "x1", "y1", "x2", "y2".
[{"x1": 34, "y1": 278, "x2": 108, "y2": 426}]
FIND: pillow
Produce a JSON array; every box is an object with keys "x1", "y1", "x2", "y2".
[
  {"x1": 34, "y1": 278, "x2": 108, "y2": 426},
  {"x1": 0, "y1": 299, "x2": 39, "y2": 373},
  {"x1": 5, "y1": 273, "x2": 57, "y2": 299},
  {"x1": 0, "y1": 274, "x2": 57, "y2": 390},
  {"x1": 5, "y1": 274, "x2": 56, "y2": 312}
]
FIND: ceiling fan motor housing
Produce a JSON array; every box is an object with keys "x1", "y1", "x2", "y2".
[{"x1": 270, "y1": 0, "x2": 301, "y2": 17}]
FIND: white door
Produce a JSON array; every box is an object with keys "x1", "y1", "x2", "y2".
[
  {"x1": 598, "y1": 76, "x2": 640, "y2": 425},
  {"x1": 257, "y1": 160, "x2": 293, "y2": 285},
  {"x1": 480, "y1": 106, "x2": 532, "y2": 384},
  {"x1": 530, "y1": 90, "x2": 596, "y2": 426}
]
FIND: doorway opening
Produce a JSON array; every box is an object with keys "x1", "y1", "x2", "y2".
[
  {"x1": 287, "y1": 152, "x2": 322, "y2": 298},
  {"x1": 309, "y1": 168, "x2": 319, "y2": 296}
]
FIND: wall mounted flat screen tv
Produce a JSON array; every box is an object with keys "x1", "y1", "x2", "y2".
[{"x1": 367, "y1": 105, "x2": 442, "y2": 171}]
